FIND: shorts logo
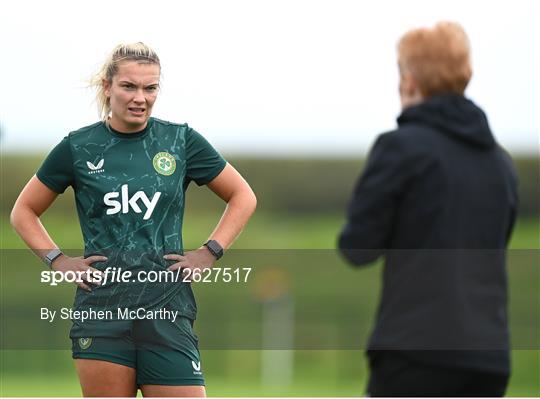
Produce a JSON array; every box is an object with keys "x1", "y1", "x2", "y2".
[
  {"x1": 87, "y1": 159, "x2": 105, "y2": 174},
  {"x1": 78, "y1": 337, "x2": 93, "y2": 350},
  {"x1": 192, "y1": 360, "x2": 202, "y2": 375},
  {"x1": 153, "y1": 152, "x2": 176, "y2": 176}
]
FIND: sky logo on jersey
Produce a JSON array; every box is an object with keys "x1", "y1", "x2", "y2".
[
  {"x1": 87, "y1": 159, "x2": 105, "y2": 174},
  {"x1": 103, "y1": 185, "x2": 161, "y2": 220}
]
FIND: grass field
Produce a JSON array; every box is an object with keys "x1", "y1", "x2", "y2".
[
  {"x1": 1, "y1": 212, "x2": 539, "y2": 396},
  {"x1": 1, "y1": 350, "x2": 539, "y2": 397},
  {"x1": 2, "y1": 210, "x2": 539, "y2": 250}
]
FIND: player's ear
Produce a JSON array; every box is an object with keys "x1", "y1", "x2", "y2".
[{"x1": 103, "y1": 79, "x2": 111, "y2": 97}]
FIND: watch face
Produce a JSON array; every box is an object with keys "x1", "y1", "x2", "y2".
[
  {"x1": 45, "y1": 250, "x2": 62, "y2": 267},
  {"x1": 206, "y1": 240, "x2": 223, "y2": 258}
]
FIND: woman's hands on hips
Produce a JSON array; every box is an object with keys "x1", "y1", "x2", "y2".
[
  {"x1": 164, "y1": 248, "x2": 216, "y2": 282},
  {"x1": 51, "y1": 255, "x2": 107, "y2": 292}
]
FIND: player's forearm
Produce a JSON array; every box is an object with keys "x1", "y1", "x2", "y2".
[
  {"x1": 206, "y1": 188, "x2": 257, "y2": 250},
  {"x1": 10, "y1": 205, "x2": 59, "y2": 258}
]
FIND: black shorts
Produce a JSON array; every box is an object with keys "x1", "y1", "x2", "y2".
[{"x1": 367, "y1": 351, "x2": 509, "y2": 397}]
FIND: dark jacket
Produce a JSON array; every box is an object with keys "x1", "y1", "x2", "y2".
[{"x1": 338, "y1": 94, "x2": 518, "y2": 374}]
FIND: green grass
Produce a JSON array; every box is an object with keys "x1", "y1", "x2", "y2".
[
  {"x1": 1, "y1": 350, "x2": 538, "y2": 397},
  {"x1": 1, "y1": 210, "x2": 347, "y2": 250},
  {"x1": 2, "y1": 211, "x2": 538, "y2": 250},
  {"x1": 0, "y1": 374, "x2": 365, "y2": 397}
]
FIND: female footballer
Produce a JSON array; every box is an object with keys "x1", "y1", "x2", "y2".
[{"x1": 11, "y1": 43, "x2": 257, "y2": 397}]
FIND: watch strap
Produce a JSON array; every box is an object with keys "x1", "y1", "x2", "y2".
[
  {"x1": 44, "y1": 249, "x2": 63, "y2": 268},
  {"x1": 204, "y1": 240, "x2": 224, "y2": 260}
]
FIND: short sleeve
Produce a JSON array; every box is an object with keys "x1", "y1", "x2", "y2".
[
  {"x1": 185, "y1": 128, "x2": 227, "y2": 186},
  {"x1": 36, "y1": 136, "x2": 75, "y2": 193}
]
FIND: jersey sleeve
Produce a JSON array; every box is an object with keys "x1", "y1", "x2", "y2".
[
  {"x1": 36, "y1": 136, "x2": 75, "y2": 193},
  {"x1": 185, "y1": 128, "x2": 227, "y2": 186}
]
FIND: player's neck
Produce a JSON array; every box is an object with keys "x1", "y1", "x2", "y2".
[{"x1": 107, "y1": 117, "x2": 148, "y2": 134}]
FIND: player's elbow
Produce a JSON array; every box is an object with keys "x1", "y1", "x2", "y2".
[
  {"x1": 248, "y1": 188, "x2": 257, "y2": 214},
  {"x1": 240, "y1": 185, "x2": 257, "y2": 217},
  {"x1": 10, "y1": 201, "x2": 26, "y2": 232},
  {"x1": 9, "y1": 207, "x2": 17, "y2": 229}
]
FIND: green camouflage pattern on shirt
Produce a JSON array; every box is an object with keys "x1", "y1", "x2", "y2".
[{"x1": 37, "y1": 117, "x2": 226, "y2": 320}]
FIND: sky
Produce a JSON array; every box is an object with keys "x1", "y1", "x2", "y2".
[{"x1": 1, "y1": 0, "x2": 538, "y2": 156}]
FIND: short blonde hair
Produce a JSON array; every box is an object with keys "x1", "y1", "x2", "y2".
[
  {"x1": 397, "y1": 21, "x2": 472, "y2": 97},
  {"x1": 90, "y1": 42, "x2": 161, "y2": 120}
]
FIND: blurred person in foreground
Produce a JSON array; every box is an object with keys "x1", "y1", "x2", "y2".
[{"x1": 338, "y1": 21, "x2": 518, "y2": 397}]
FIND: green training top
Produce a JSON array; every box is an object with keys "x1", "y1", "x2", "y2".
[{"x1": 37, "y1": 117, "x2": 226, "y2": 320}]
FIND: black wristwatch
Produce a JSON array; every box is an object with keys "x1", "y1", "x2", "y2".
[{"x1": 204, "y1": 240, "x2": 224, "y2": 260}]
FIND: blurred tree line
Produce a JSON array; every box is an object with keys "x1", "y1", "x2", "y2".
[{"x1": 1, "y1": 155, "x2": 538, "y2": 216}]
